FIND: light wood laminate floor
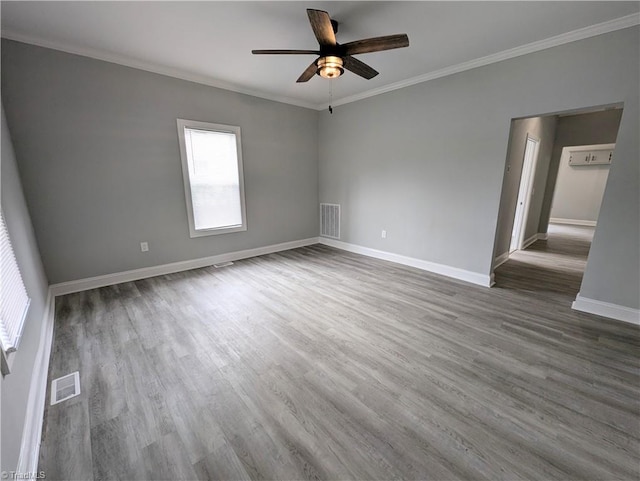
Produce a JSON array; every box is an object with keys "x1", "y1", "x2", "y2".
[{"x1": 40, "y1": 225, "x2": 639, "y2": 480}]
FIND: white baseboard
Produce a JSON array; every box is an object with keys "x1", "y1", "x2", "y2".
[
  {"x1": 17, "y1": 289, "x2": 55, "y2": 475},
  {"x1": 50, "y1": 237, "x2": 319, "y2": 296},
  {"x1": 492, "y1": 231, "x2": 549, "y2": 273},
  {"x1": 493, "y1": 252, "x2": 510, "y2": 269},
  {"x1": 318, "y1": 237, "x2": 491, "y2": 287},
  {"x1": 572, "y1": 294, "x2": 640, "y2": 325},
  {"x1": 521, "y1": 233, "x2": 539, "y2": 250},
  {"x1": 550, "y1": 218, "x2": 597, "y2": 227},
  {"x1": 519, "y1": 232, "x2": 549, "y2": 251}
]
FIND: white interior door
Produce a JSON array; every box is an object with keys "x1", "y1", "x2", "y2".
[{"x1": 510, "y1": 136, "x2": 540, "y2": 253}]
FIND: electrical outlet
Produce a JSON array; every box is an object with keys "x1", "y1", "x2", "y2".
[
  {"x1": 140, "y1": 242, "x2": 149, "y2": 252},
  {"x1": 381, "y1": 230, "x2": 387, "y2": 239}
]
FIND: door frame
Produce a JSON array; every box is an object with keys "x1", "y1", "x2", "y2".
[{"x1": 510, "y1": 135, "x2": 540, "y2": 252}]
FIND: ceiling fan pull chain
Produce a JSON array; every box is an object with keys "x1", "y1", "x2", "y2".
[{"x1": 329, "y1": 78, "x2": 334, "y2": 114}]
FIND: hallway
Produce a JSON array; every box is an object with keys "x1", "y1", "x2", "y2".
[{"x1": 494, "y1": 223, "x2": 595, "y2": 299}]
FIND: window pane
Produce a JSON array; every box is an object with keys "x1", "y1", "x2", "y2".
[{"x1": 184, "y1": 128, "x2": 242, "y2": 231}]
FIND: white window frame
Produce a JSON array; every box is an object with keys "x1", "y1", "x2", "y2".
[
  {"x1": 176, "y1": 119, "x2": 247, "y2": 238},
  {"x1": 1, "y1": 211, "x2": 31, "y2": 375}
]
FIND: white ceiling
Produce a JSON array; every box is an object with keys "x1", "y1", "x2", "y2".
[{"x1": 2, "y1": 2, "x2": 638, "y2": 110}]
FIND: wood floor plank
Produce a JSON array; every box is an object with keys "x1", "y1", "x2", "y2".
[
  {"x1": 39, "y1": 224, "x2": 640, "y2": 480},
  {"x1": 192, "y1": 442, "x2": 252, "y2": 481},
  {"x1": 41, "y1": 398, "x2": 94, "y2": 481},
  {"x1": 90, "y1": 414, "x2": 142, "y2": 481}
]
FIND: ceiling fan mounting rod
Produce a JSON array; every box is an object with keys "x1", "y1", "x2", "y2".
[{"x1": 320, "y1": 45, "x2": 346, "y2": 57}]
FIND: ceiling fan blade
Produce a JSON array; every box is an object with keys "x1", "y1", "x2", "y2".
[
  {"x1": 343, "y1": 56, "x2": 379, "y2": 80},
  {"x1": 252, "y1": 49, "x2": 320, "y2": 55},
  {"x1": 307, "y1": 9, "x2": 336, "y2": 46},
  {"x1": 296, "y1": 60, "x2": 319, "y2": 83},
  {"x1": 343, "y1": 34, "x2": 409, "y2": 55}
]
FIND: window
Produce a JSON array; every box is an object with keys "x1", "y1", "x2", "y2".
[
  {"x1": 0, "y1": 211, "x2": 30, "y2": 355},
  {"x1": 176, "y1": 119, "x2": 247, "y2": 237}
]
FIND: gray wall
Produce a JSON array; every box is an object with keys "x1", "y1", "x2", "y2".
[
  {"x1": 540, "y1": 109, "x2": 623, "y2": 229},
  {"x1": 550, "y1": 159, "x2": 609, "y2": 223},
  {"x1": 494, "y1": 115, "x2": 557, "y2": 259},
  {"x1": 1, "y1": 40, "x2": 319, "y2": 284},
  {"x1": 319, "y1": 26, "x2": 639, "y2": 309},
  {"x1": 579, "y1": 106, "x2": 638, "y2": 308},
  {"x1": 1, "y1": 105, "x2": 49, "y2": 472}
]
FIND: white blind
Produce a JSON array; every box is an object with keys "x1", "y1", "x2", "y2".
[
  {"x1": 0, "y1": 211, "x2": 30, "y2": 353},
  {"x1": 184, "y1": 127, "x2": 242, "y2": 231}
]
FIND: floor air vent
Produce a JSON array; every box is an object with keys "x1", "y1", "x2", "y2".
[
  {"x1": 51, "y1": 371, "x2": 80, "y2": 405},
  {"x1": 320, "y1": 203, "x2": 340, "y2": 239},
  {"x1": 214, "y1": 261, "x2": 234, "y2": 268}
]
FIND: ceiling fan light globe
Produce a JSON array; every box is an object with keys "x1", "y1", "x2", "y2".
[
  {"x1": 317, "y1": 56, "x2": 344, "y2": 79},
  {"x1": 320, "y1": 67, "x2": 343, "y2": 78}
]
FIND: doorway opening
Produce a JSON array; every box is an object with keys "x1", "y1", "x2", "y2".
[{"x1": 491, "y1": 104, "x2": 623, "y2": 301}]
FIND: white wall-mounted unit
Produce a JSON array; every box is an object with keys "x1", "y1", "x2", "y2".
[
  {"x1": 566, "y1": 143, "x2": 615, "y2": 166},
  {"x1": 551, "y1": 143, "x2": 614, "y2": 224}
]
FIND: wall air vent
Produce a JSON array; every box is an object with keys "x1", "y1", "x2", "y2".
[
  {"x1": 51, "y1": 371, "x2": 80, "y2": 405},
  {"x1": 320, "y1": 203, "x2": 340, "y2": 239}
]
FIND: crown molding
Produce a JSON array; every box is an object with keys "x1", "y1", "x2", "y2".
[
  {"x1": 0, "y1": 30, "x2": 319, "y2": 111},
  {"x1": 320, "y1": 12, "x2": 640, "y2": 110},
  {"x1": 2, "y1": 12, "x2": 638, "y2": 111}
]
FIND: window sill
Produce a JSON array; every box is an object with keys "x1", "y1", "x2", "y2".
[{"x1": 189, "y1": 224, "x2": 247, "y2": 238}]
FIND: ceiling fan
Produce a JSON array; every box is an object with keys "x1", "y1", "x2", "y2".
[{"x1": 252, "y1": 9, "x2": 409, "y2": 82}]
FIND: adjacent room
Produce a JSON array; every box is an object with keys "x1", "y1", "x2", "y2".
[{"x1": 1, "y1": 2, "x2": 638, "y2": 480}]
